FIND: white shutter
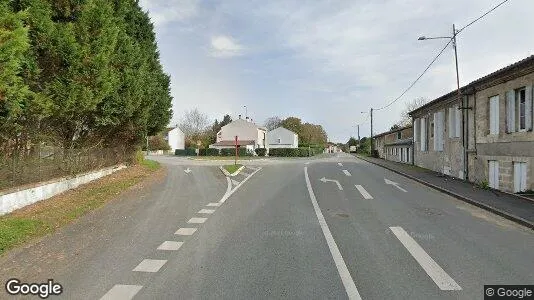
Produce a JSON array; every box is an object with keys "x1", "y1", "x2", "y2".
[
  {"x1": 420, "y1": 118, "x2": 426, "y2": 151},
  {"x1": 455, "y1": 105, "x2": 461, "y2": 138},
  {"x1": 506, "y1": 90, "x2": 515, "y2": 133},
  {"x1": 526, "y1": 85, "x2": 532, "y2": 131},
  {"x1": 439, "y1": 110, "x2": 445, "y2": 150},
  {"x1": 433, "y1": 113, "x2": 438, "y2": 151},
  {"x1": 434, "y1": 111, "x2": 444, "y2": 151},
  {"x1": 489, "y1": 96, "x2": 499, "y2": 134},
  {"x1": 489, "y1": 161, "x2": 499, "y2": 189},
  {"x1": 414, "y1": 118, "x2": 419, "y2": 142},
  {"x1": 448, "y1": 107, "x2": 455, "y2": 138}
]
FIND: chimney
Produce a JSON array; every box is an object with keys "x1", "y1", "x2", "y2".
[
  {"x1": 246, "y1": 116, "x2": 249, "y2": 122},
  {"x1": 251, "y1": 119, "x2": 253, "y2": 124},
  {"x1": 238, "y1": 114, "x2": 241, "y2": 119}
]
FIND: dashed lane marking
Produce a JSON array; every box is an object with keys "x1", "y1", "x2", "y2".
[
  {"x1": 100, "y1": 285, "x2": 142, "y2": 300},
  {"x1": 175, "y1": 228, "x2": 197, "y2": 235},
  {"x1": 132, "y1": 259, "x2": 167, "y2": 273},
  {"x1": 342, "y1": 169, "x2": 352, "y2": 176},
  {"x1": 206, "y1": 203, "x2": 221, "y2": 207},
  {"x1": 187, "y1": 217, "x2": 207, "y2": 224},
  {"x1": 198, "y1": 209, "x2": 215, "y2": 214},
  {"x1": 355, "y1": 185, "x2": 373, "y2": 199},
  {"x1": 157, "y1": 241, "x2": 183, "y2": 251}
]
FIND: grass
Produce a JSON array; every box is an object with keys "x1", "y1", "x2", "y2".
[
  {"x1": 0, "y1": 159, "x2": 161, "y2": 256},
  {"x1": 223, "y1": 164, "x2": 243, "y2": 174},
  {"x1": 191, "y1": 156, "x2": 256, "y2": 160}
]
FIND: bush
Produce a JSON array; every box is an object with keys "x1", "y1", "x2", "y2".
[
  {"x1": 175, "y1": 148, "x2": 196, "y2": 156},
  {"x1": 199, "y1": 148, "x2": 219, "y2": 156},
  {"x1": 255, "y1": 148, "x2": 267, "y2": 156},
  {"x1": 220, "y1": 148, "x2": 234, "y2": 156}
]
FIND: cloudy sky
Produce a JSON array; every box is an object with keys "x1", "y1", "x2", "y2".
[{"x1": 138, "y1": 0, "x2": 533, "y2": 142}]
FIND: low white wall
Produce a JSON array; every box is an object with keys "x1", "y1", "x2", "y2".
[{"x1": 0, "y1": 165, "x2": 126, "y2": 215}]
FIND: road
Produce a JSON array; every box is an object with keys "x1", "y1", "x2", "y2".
[{"x1": 1, "y1": 153, "x2": 533, "y2": 299}]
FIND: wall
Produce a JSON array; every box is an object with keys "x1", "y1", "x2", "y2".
[
  {"x1": 0, "y1": 165, "x2": 126, "y2": 215},
  {"x1": 265, "y1": 127, "x2": 297, "y2": 148},
  {"x1": 218, "y1": 119, "x2": 263, "y2": 147},
  {"x1": 167, "y1": 128, "x2": 185, "y2": 151},
  {"x1": 471, "y1": 72, "x2": 534, "y2": 192}
]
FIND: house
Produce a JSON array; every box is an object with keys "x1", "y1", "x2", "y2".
[
  {"x1": 266, "y1": 127, "x2": 298, "y2": 149},
  {"x1": 209, "y1": 115, "x2": 267, "y2": 153},
  {"x1": 164, "y1": 127, "x2": 185, "y2": 152},
  {"x1": 373, "y1": 126, "x2": 413, "y2": 164},
  {"x1": 409, "y1": 55, "x2": 534, "y2": 193}
]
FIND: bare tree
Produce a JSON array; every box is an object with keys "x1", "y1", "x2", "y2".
[
  {"x1": 264, "y1": 116, "x2": 282, "y2": 131},
  {"x1": 396, "y1": 97, "x2": 428, "y2": 126},
  {"x1": 178, "y1": 108, "x2": 209, "y2": 139}
]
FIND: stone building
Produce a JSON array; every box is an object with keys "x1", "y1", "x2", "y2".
[
  {"x1": 410, "y1": 55, "x2": 534, "y2": 193},
  {"x1": 373, "y1": 126, "x2": 413, "y2": 164}
]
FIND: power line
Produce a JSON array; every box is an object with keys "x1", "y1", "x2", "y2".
[{"x1": 373, "y1": 0, "x2": 511, "y2": 111}]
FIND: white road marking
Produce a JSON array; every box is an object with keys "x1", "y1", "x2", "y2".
[
  {"x1": 219, "y1": 167, "x2": 262, "y2": 203},
  {"x1": 207, "y1": 203, "x2": 221, "y2": 207},
  {"x1": 389, "y1": 227, "x2": 462, "y2": 291},
  {"x1": 175, "y1": 227, "x2": 197, "y2": 235},
  {"x1": 225, "y1": 176, "x2": 232, "y2": 196},
  {"x1": 342, "y1": 169, "x2": 351, "y2": 176},
  {"x1": 384, "y1": 178, "x2": 408, "y2": 192},
  {"x1": 240, "y1": 172, "x2": 250, "y2": 177},
  {"x1": 355, "y1": 185, "x2": 373, "y2": 199},
  {"x1": 133, "y1": 259, "x2": 167, "y2": 272},
  {"x1": 100, "y1": 285, "x2": 142, "y2": 300},
  {"x1": 198, "y1": 209, "x2": 215, "y2": 214},
  {"x1": 187, "y1": 217, "x2": 207, "y2": 224},
  {"x1": 184, "y1": 167, "x2": 191, "y2": 174},
  {"x1": 157, "y1": 241, "x2": 183, "y2": 251},
  {"x1": 304, "y1": 167, "x2": 362, "y2": 300},
  {"x1": 338, "y1": 163, "x2": 343, "y2": 166},
  {"x1": 231, "y1": 179, "x2": 240, "y2": 187},
  {"x1": 320, "y1": 177, "x2": 343, "y2": 190}
]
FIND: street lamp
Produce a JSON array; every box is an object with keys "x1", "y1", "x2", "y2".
[
  {"x1": 418, "y1": 24, "x2": 467, "y2": 179},
  {"x1": 243, "y1": 105, "x2": 248, "y2": 119}
]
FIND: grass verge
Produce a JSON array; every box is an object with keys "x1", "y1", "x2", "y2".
[
  {"x1": 0, "y1": 159, "x2": 161, "y2": 256},
  {"x1": 223, "y1": 164, "x2": 242, "y2": 174},
  {"x1": 191, "y1": 156, "x2": 256, "y2": 160}
]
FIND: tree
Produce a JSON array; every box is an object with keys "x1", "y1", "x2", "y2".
[
  {"x1": 220, "y1": 114, "x2": 232, "y2": 127},
  {"x1": 179, "y1": 108, "x2": 209, "y2": 143},
  {"x1": 390, "y1": 124, "x2": 400, "y2": 131},
  {"x1": 347, "y1": 137, "x2": 358, "y2": 147},
  {"x1": 264, "y1": 116, "x2": 282, "y2": 131},
  {"x1": 396, "y1": 97, "x2": 428, "y2": 127},
  {"x1": 280, "y1": 117, "x2": 302, "y2": 134}
]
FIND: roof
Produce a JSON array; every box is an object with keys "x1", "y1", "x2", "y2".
[
  {"x1": 409, "y1": 55, "x2": 534, "y2": 116},
  {"x1": 373, "y1": 125, "x2": 412, "y2": 138},
  {"x1": 385, "y1": 138, "x2": 413, "y2": 146},
  {"x1": 210, "y1": 140, "x2": 255, "y2": 147},
  {"x1": 223, "y1": 118, "x2": 266, "y2": 131},
  {"x1": 267, "y1": 126, "x2": 298, "y2": 136}
]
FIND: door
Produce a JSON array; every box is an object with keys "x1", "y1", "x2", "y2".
[
  {"x1": 513, "y1": 162, "x2": 527, "y2": 193},
  {"x1": 488, "y1": 160, "x2": 499, "y2": 189}
]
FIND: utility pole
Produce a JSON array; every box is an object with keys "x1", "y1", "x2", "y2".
[
  {"x1": 452, "y1": 23, "x2": 467, "y2": 180},
  {"x1": 357, "y1": 124, "x2": 360, "y2": 149},
  {"x1": 370, "y1": 108, "x2": 374, "y2": 155}
]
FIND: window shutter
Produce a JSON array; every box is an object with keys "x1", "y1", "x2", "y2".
[
  {"x1": 448, "y1": 107, "x2": 454, "y2": 138},
  {"x1": 420, "y1": 118, "x2": 426, "y2": 151},
  {"x1": 506, "y1": 90, "x2": 515, "y2": 133},
  {"x1": 433, "y1": 113, "x2": 438, "y2": 151},
  {"x1": 414, "y1": 118, "x2": 419, "y2": 142},
  {"x1": 439, "y1": 110, "x2": 444, "y2": 151},
  {"x1": 526, "y1": 85, "x2": 532, "y2": 131},
  {"x1": 455, "y1": 105, "x2": 461, "y2": 138}
]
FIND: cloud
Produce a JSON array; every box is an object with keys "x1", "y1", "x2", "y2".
[
  {"x1": 139, "y1": 0, "x2": 198, "y2": 26},
  {"x1": 209, "y1": 35, "x2": 244, "y2": 58}
]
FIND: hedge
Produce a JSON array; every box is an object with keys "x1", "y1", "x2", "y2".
[
  {"x1": 199, "y1": 148, "x2": 220, "y2": 156},
  {"x1": 255, "y1": 148, "x2": 267, "y2": 156},
  {"x1": 268, "y1": 147, "x2": 322, "y2": 157},
  {"x1": 175, "y1": 148, "x2": 196, "y2": 156},
  {"x1": 220, "y1": 147, "x2": 253, "y2": 156}
]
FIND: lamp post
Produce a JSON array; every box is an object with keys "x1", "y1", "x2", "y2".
[
  {"x1": 243, "y1": 105, "x2": 248, "y2": 119},
  {"x1": 419, "y1": 24, "x2": 467, "y2": 179}
]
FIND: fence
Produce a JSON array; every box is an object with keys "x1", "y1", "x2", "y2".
[{"x1": 0, "y1": 146, "x2": 132, "y2": 192}]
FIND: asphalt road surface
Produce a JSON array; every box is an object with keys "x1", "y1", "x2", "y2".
[{"x1": 1, "y1": 153, "x2": 533, "y2": 299}]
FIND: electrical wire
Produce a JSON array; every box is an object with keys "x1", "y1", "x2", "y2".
[{"x1": 372, "y1": 0, "x2": 511, "y2": 111}]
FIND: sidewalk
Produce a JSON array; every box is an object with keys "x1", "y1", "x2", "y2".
[{"x1": 355, "y1": 155, "x2": 534, "y2": 230}]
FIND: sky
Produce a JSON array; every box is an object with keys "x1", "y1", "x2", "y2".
[{"x1": 138, "y1": 0, "x2": 534, "y2": 143}]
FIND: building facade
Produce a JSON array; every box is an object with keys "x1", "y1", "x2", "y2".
[
  {"x1": 410, "y1": 55, "x2": 534, "y2": 193},
  {"x1": 373, "y1": 126, "x2": 413, "y2": 164},
  {"x1": 164, "y1": 127, "x2": 185, "y2": 152},
  {"x1": 266, "y1": 127, "x2": 298, "y2": 149},
  {"x1": 210, "y1": 116, "x2": 267, "y2": 152}
]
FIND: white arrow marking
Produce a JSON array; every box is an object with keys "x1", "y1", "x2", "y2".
[
  {"x1": 384, "y1": 178, "x2": 407, "y2": 192},
  {"x1": 320, "y1": 177, "x2": 343, "y2": 190},
  {"x1": 342, "y1": 170, "x2": 351, "y2": 176},
  {"x1": 184, "y1": 167, "x2": 191, "y2": 174},
  {"x1": 338, "y1": 163, "x2": 343, "y2": 167}
]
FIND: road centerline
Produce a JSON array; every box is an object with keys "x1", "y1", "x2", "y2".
[
  {"x1": 304, "y1": 167, "x2": 362, "y2": 300},
  {"x1": 389, "y1": 226, "x2": 462, "y2": 291},
  {"x1": 100, "y1": 285, "x2": 142, "y2": 300},
  {"x1": 342, "y1": 169, "x2": 352, "y2": 176}
]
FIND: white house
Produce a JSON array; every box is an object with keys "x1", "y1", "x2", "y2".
[
  {"x1": 266, "y1": 127, "x2": 298, "y2": 149},
  {"x1": 209, "y1": 116, "x2": 267, "y2": 152},
  {"x1": 164, "y1": 127, "x2": 185, "y2": 151}
]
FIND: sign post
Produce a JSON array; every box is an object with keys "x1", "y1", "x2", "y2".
[{"x1": 234, "y1": 136, "x2": 238, "y2": 165}]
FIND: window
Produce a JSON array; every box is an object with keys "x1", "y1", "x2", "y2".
[
  {"x1": 507, "y1": 87, "x2": 532, "y2": 133},
  {"x1": 489, "y1": 96, "x2": 499, "y2": 134},
  {"x1": 277, "y1": 138, "x2": 281, "y2": 143},
  {"x1": 420, "y1": 117, "x2": 427, "y2": 151},
  {"x1": 397, "y1": 132, "x2": 402, "y2": 139},
  {"x1": 517, "y1": 88, "x2": 526, "y2": 131},
  {"x1": 433, "y1": 111, "x2": 444, "y2": 151},
  {"x1": 513, "y1": 162, "x2": 527, "y2": 193},
  {"x1": 488, "y1": 160, "x2": 499, "y2": 189}
]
